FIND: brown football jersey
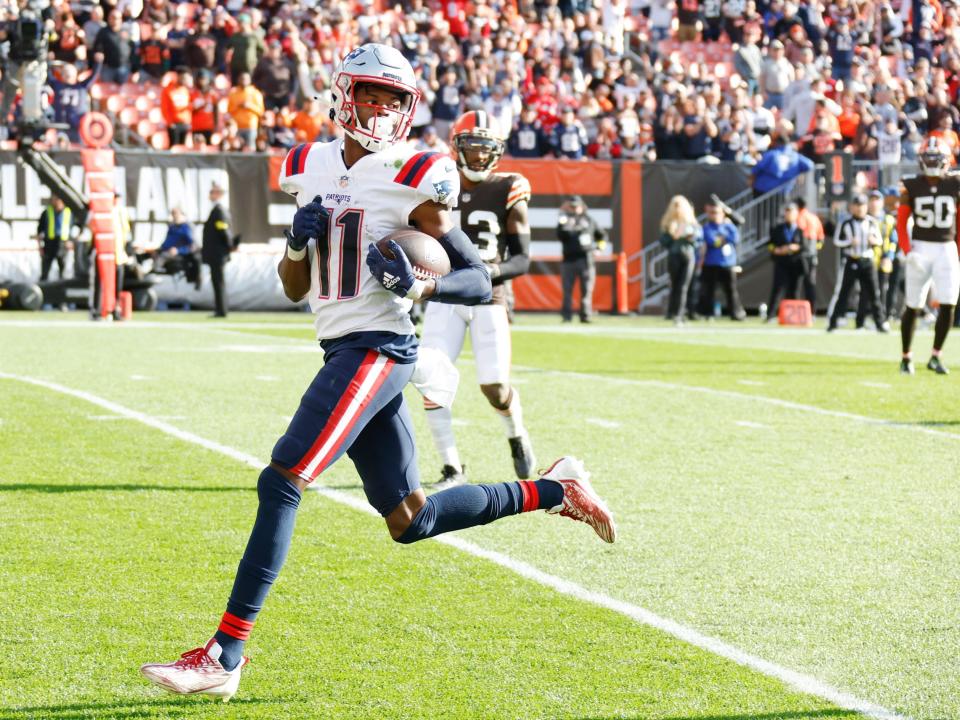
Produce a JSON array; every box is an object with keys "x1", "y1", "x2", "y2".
[
  {"x1": 455, "y1": 171, "x2": 531, "y2": 305},
  {"x1": 902, "y1": 174, "x2": 960, "y2": 243}
]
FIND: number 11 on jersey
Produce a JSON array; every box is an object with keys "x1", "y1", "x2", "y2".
[{"x1": 318, "y1": 208, "x2": 365, "y2": 300}]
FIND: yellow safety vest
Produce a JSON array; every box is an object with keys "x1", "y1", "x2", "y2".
[{"x1": 45, "y1": 206, "x2": 71, "y2": 241}]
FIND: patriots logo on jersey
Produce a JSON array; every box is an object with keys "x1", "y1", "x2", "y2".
[{"x1": 433, "y1": 180, "x2": 454, "y2": 204}]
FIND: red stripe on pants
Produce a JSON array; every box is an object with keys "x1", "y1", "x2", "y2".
[{"x1": 289, "y1": 351, "x2": 394, "y2": 482}]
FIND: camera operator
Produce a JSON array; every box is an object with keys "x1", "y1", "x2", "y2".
[{"x1": 0, "y1": 0, "x2": 53, "y2": 129}]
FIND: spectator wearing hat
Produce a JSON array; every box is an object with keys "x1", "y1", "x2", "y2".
[
  {"x1": 698, "y1": 200, "x2": 745, "y2": 321},
  {"x1": 225, "y1": 13, "x2": 265, "y2": 84},
  {"x1": 202, "y1": 182, "x2": 234, "y2": 318},
  {"x1": 252, "y1": 41, "x2": 296, "y2": 112},
  {"x1": 558, "y1": 196, "x2": 606, "y2": 323},
  {"x1": 161, "y1": 67, "x2": 193, "y2": 147},
  {"x1": 760, "y1": 41, "x2": 794, "y2": 110},
  {"x1": 751, "y1": 121, "x2": 814, "y2": 198},
  {"x1": 827, "y1": 194, "x2": 889, "y2": 333}
]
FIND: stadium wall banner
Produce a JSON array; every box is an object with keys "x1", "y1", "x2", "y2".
[{"x1": 1, "y1": 150, "x2": 768, "y2": 312}]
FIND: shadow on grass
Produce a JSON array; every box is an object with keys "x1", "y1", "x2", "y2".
[
  {"x1": 0, "y1": 483, "x2": 254, "y2": 493},
  {"x1": 0, "y1": 697, "x2": 282, "y2": 720},
  {"x1": 583, "y1": 711, "x2": 863, "y2": 720}
]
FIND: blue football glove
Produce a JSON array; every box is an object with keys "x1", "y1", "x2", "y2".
[
  {"x1": 287, "y1": 195, "x2": 329, "y2": 252},
  {"x1": 366, "y1": 240, "x2": 425, "y2": 299}
]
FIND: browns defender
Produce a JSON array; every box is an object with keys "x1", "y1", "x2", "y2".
[
  {"x1": 898, "y1": 136, "x2": 960, "y2": 375},
  {"x1": 416, "y1": 110, "x2": 536, "y2": 486}
]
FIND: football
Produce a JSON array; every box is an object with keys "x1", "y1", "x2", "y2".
[{"x1": 376, "y1": 229, "x2": 452, "y2": 281}]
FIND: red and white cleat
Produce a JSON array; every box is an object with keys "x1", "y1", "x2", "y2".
[
  {"x1": 542, "y1": 456, "x2": 617, "y2": 543},
  {"x1": 140, "y1": 639, "x2": 248, "y2": 701}
]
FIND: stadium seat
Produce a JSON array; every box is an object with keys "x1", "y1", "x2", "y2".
[
  {"x1": 105, "y1": 95, "x2": 124, "y2": 115},
  {"x1": 151, "y1": 131, "x2": 170, "y2": 150},
  {"x1": 119, "y1": 106, "x2": 139, "y2": 127},
  {"x1": 134, "y1": 95, "x2": 151, "y2": 113},
  {"x1": 213, "y1": 74, "x2": 230, "y2": 91},
  {"x1": 136, "y1": 120, "x2": 155, "y2": 138},
  {"x1": 147, "y1": 107, "x2": 163, "y2": 124}
]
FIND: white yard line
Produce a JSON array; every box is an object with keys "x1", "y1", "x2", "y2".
[
  {"x1": 586, "y1": 418, "x2": 622, "y2": 429},
  {"x1": 511, "y1": 364, "x2": 960, "y2": 442},
  {"x1": 0, "y1": 370, "x2": 908, "y2": 720}
]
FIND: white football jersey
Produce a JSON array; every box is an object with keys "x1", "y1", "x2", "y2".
[{"x1": 279, "y1": 138, "x2": 459, "y2": 341}]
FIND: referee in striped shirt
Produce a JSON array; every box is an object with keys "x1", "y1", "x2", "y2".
[{"x1": 827, "y1": 193, "x2": 891, "y2": 333}]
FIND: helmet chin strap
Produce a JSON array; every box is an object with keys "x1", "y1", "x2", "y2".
[{"x1": 462, "y1": 167, "x2": 491, "y2": 182}]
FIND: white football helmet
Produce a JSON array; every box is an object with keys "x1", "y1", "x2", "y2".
[{"x1": 330, "y1": 44, "x2": 419, "y2": 153}]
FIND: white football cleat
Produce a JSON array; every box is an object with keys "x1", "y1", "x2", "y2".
[
  {"x1": 542, "y1": 456, "x2": 617, "y2": 543},
  {"x1": 140, "y1": 639, "x2": 248, "y2": 701}
]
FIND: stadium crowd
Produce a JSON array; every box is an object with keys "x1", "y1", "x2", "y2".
[{"x1": 0, "y1": 0, "x2": 958, "y2": 163}]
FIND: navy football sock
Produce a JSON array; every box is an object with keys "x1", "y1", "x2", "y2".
[
  {"x1": 396, "y1": 480, "x2": 563, "y2": 544},
  {"x1": 214, "y1": 466, "x2": 302, "y2": 671}
]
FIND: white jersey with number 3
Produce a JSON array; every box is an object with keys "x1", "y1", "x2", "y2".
[{"x1": 278, "y1": 139, "x2": 459, "y2": 341}]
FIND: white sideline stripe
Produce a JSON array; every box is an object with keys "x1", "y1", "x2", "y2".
[
  {"x1": 586, "y1": 417, "x2": 621, "y2": 429},
  {"x1": 300, "y1": 354, "x2": 391, "y2": 479},
  {"x1": 0, "y1": 371, "x2": 908, "y2": 720},
  {"x1": 511, "y1": 364, "x2": 960, "y2": 443}
]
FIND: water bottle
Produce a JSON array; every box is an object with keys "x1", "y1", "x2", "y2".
[
  {"x1": 759, "y1": 302, "x2": 768, "y2": 321},
  {"x1": 713, "y1": 301, "x2": 721, "y2": 318}
]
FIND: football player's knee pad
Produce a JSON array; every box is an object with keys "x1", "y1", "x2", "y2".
[
  {"x1": 258, "y1": 465, "x2": 302, "y2": 507},
  {"x1": 410, "y1": 346, "x2": 460, "y2": 408}
]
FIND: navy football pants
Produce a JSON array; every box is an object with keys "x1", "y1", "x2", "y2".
[{"x1": 271, "y1": 346, "x2": 419, "y2": 516}]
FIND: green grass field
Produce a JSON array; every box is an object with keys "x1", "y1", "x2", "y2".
[{"x1": 2, "y1": 312, "x2": 958, "y2": 720}]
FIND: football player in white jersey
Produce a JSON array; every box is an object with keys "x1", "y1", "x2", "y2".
[
  {"x1": 139, "y1": 44, "x2": 616, "y2": 701},
  {"x1": 415, "y1": 110, "x2": 536, "y2": 488}
]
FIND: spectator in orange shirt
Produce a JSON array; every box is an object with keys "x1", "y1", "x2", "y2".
[
  {"x1": 161, "y1": 67, "x2": 193, "y2": 147},
  {"x1": 190, "y1": 71, "x2": 219, "y2": 144},
  {"x1": 227, "y1": 72, "x2": 265, "y2": 151},
  {"x1": 928, "y1": 114, "x2": 960, "y2": 166},
  {"x1": 291, "y1": 99, "x2": 326, "y2": 142}
]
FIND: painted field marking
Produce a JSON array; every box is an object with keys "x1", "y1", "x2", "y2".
[
  {"x1": 88, "y1": 414, "x2": 186, "y2": 421},
  {"x1": 861, "y1": 381, "x2": 892, "y2": 389},
  {"x1": 510, "y1": 364, "x2": 960, "y2": 443},
  {"x1": 737, "y1": 379, "x2": 767, "y2": 387},
  {"x1": 450, "y1": 418, "x2": 472, "y2": 427},
  {"x1": 0, "y1": 371, "x2": 908, "y2": 720},
  {"x1": 129, "y1": 374, "x2": 151, "y2": 381},
  {"x1": 736, "y1": 420, "x2": 768, "y2": 430},
  {"x1": 586, "y1": 418, "x2": 622, "y2": 429}
]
